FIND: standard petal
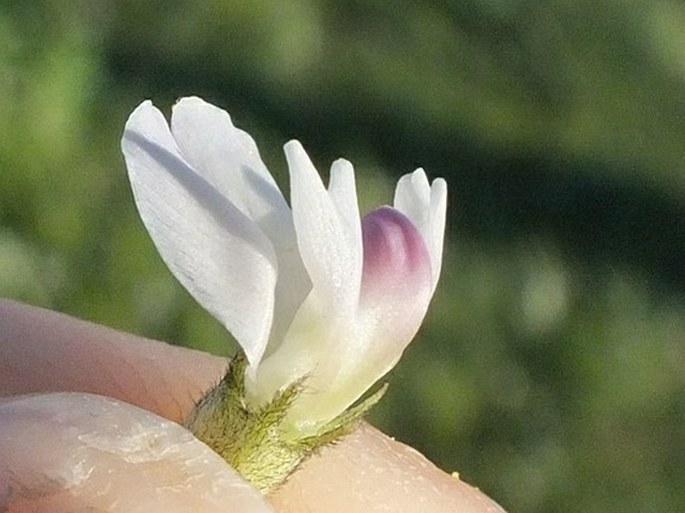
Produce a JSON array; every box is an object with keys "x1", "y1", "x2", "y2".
[
  {"x1": 171, "y1": 98, "x2": 311, "y2": 356},
  {"x1": 121, "y1": 101, "x2": 277, "y2": 366},
  {"x1": 285, "y1": 141, "x2": 360, "y2": 321},
  {"x1": 170, "y1": 97, "x2": 290, "y2": 235},
  {"x1": 393, "y1": 169, "x2": 447, "y2": 291}
]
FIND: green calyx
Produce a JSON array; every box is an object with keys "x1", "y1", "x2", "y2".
[{"x1": 183, "y1": 352, "x2": 387, "y2": 494}]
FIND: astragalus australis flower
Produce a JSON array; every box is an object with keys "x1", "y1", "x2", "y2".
[{"x1": 121, "y1": 96, "x2": 446, "y2": 492}]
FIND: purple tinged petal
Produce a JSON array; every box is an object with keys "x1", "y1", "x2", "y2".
[
  {"x1": 349, "y1": 207, "x2": 434, "y2": 392},
  {"x1": 360, "y1": 206, "x2": 433, "y2": 305}
]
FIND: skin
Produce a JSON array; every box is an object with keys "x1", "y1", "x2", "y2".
[{"x1": 0, "y1": 298, "x2": 506, "y2": 513}]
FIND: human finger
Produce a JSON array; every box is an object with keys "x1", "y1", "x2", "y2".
[
  {"x1": 271, "y1": 423, "x2": 505, "y2": 513},
  {"x1": 0, "y1": 392, "x2": 273, "y2": 513},
  {"x1": 0, "y1": 298, "x2": 227, "y2": 421},
  {"x1": 0, "y1": 299, "x2": 506, "y2": 512}
]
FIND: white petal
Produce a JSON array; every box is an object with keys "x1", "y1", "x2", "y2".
[
  {"x1": 393, "y1": 169, "x2": 447, "y2": 290},
  {"x1": 285, "y1": 141, "x2": 361, "y2": 321},
  {"x1": 121, "y1": 100, "x2": 276, "y2": 366},
  {"x1": 170, "y1": 97, "x2": 311, "y2": 357},
  {"x1": 328, "y1": 158, "x2": 363, "y2": 306},
  {"x1": 170, "y1": 97, "x2": 290, "y2": 236},
  {"x1": 245, "y1": 146, "x2": 365, "y2": 423}
]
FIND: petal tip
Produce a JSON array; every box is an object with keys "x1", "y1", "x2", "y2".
[{"x1": 283, "y1": 139, "x2": 305, "y2": 155}]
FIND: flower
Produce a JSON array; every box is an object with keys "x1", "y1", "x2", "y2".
[{"x1": 121, "y1": 97, "x2": 446, "y2": 435}]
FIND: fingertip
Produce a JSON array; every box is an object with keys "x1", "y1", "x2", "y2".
[
  {"x1": 271, "y1": 423, "x2": 506, "y2": 513},
  {"x1": 0, "y1": 393, "x2": 274, "y2": 513}
]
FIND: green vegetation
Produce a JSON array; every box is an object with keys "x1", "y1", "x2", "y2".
[{"x1": 1, "y1": 1, "x2": 684, "y2": 512}]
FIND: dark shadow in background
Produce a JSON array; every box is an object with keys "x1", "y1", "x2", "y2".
[{"x1": 108, "y1": 50, "x2": 685, "y2": 299}]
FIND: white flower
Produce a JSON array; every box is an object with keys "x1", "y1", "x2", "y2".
[{"x1": 121, "y1": 97, "x2": 446, "y2": 434}]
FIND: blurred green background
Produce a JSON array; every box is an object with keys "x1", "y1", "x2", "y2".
[{"x1": 2, "y1": 1, "x2": 685, "y2": 511}]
